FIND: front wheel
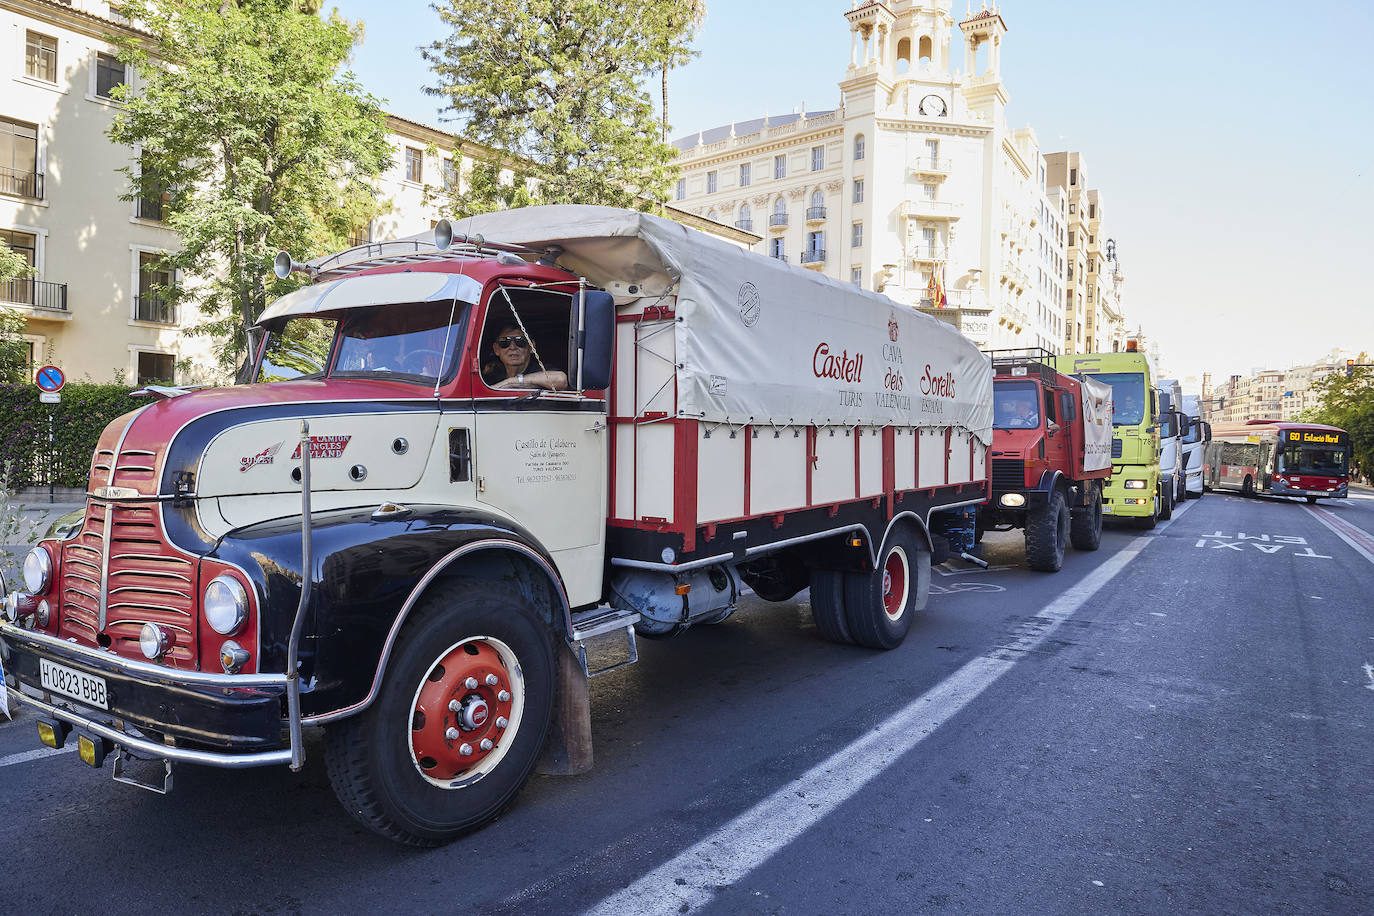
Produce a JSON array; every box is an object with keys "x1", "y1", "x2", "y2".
[
  {"x1": 842, "y1": 527, "x2": 930, "y2": 649},
  {"x1": 1241, "y1": 476, "x2": 1255, "y2": 497},
  {"x1": 324, "y1": 581, "x2": 555, "y2": 846},
  {"x1": 1305, "y1": 496, "x2": 1318, "y2": 504},
  {"x1": 1025, "y1": 489, "x2": 1070, "y2": 572}
]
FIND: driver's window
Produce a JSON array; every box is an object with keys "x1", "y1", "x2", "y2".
[
  {"x1": 1044, "y1": 390, "x2": 1056, "y2": 423},
  {"x1": 257, "y1": 317, "x2": 336, "y2": 382},
  {"x1": 478, "y1": 286, "x2": 574, "y2": 394}
]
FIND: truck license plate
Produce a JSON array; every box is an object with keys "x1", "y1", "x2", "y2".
[{"x1": 39, "y1": 659, "x2": 108, "y2": 710}]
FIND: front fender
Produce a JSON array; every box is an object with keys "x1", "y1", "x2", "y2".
[{"x1": 207, "y1": 504, "x2": 566, "y2": 719}]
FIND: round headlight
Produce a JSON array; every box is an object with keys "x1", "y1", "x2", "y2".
[
  {"x1": 22, "y1": 547, "x2": 52, "y2": 594},
  {"x1": 139, "y1": 622, "x2": 170, "y2": 660},
  {"x1": 35, "y1": 599, "x2": 50, "y2": 627},
  {"x1": 204, "y1": 575, "x2": 248, "y2": 636},
  {"x1": 999, "y1": 493, "x2": 1026, "y2": 508}
]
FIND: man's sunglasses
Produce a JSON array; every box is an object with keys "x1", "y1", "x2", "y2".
[{"x1": 496, "y1": 336, "x2": 529, "y2": 349}]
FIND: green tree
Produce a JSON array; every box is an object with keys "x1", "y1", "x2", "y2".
[
  {"x1": 423, "y1": 0, "x2": 699, "y2": 214},
  {"x1": 0, "y1": 241, "x2": 36, "y2": 384},
  {"x1": 655, "y1": 1, "x2": 706, "y2": 143},
  {"x1": 1305, "y1": 366, "x2": 1374, "y2": 482},
  {"x1": 108, "y1": 0, "x2": 391, "y2": 373}
]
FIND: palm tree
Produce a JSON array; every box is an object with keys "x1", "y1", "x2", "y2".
[{"x1": 660, "y1": 1, "x2": 707, "y2": 143}]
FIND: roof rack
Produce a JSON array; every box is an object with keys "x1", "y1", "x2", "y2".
[{"x1": 984, "y1": 347, "x2": 1058, "y2": 385}]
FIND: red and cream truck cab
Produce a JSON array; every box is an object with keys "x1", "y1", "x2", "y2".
[
  {"x1": 1, "y1": 206, "x2": 993, "y2": 845},
  {"x1": 977, "y1": 349, "x2": 1114, "y2": 571}
]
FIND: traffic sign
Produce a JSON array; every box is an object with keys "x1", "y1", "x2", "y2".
[{"x1": 35, "y1": 365, "x2": 65, "y2": 392}]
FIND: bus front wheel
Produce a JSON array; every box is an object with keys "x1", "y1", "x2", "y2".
[{"x1": 1241, "y1": 476, "x2": 1255, "y2": 497}]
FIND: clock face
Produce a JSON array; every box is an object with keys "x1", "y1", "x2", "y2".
[{"x1": 919, "y1": 94, "x2": 947, "y2": 117}]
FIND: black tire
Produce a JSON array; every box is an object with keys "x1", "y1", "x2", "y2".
[
  {"x1": 1241, "y1": 476, "x2": 1255, "y2": 497},
  {"x1": 809, "y1": 568, "x2": 854, "y2": 645},
  {"x1": 842, "y1": 526, "x2": 930, "y2": 649},
  {"x1": 1159, "y1": 481, "x2": 1174, "y2": 520},
  {"x1": 1069, "y1": 482, "x2": 1103, "y2": 551},
  {"x1": 1305, "y1": 496, "x2": 1318, "y2": 504},
  {"x1": 1133, "y1": 507, "x2": 1158, "y2": 530},
  {"x1": 323, "y1": 580, "x2": 555, "y2": 846},
  {"x1": 1025, "y1": 489, "x2": 1070, "y2": 572}
]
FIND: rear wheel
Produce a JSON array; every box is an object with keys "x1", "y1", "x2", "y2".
[
  {"x1": 324, "y1": 581, "x2": 555, "y2": 846},
  {"x1": 1305, "y1": 496, "x2": 1318, "y2": 504},
  {"x1": 1159, "y1": 481, "x2": 1174, "y2": 520},
  {"x1": 843, "y1": 527, "x2": 930, "y2": 649},
  {"x1": 1069, "y1": 483, "x2": 1103, "y2": 551},
  {"x1": 1025, "y1": 489, "x2": 1070, "y2": 572},
  {"x1": 809, "y1": 568, "x2": 854, "y2": 645}
]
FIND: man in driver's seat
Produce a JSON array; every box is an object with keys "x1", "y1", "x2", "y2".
[{"x1": 483, "y1": 324, "x2": 568, "y2": 390}]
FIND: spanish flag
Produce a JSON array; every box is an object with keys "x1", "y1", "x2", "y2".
[{"x1": 934, "y1": 262, "x2": 949, "y2": 309}]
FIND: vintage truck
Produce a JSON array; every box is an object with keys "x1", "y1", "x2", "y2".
[
  {"x1": 0, "y1": 205, "x2": 993, "y2": 845},
  {"x1": 977, "y1": 349, "x2": 1113, "y2": 571}
]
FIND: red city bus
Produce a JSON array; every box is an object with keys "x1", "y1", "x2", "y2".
[{"x1": 1203, "y1": 421, "x2": 1350, "y2": 502}]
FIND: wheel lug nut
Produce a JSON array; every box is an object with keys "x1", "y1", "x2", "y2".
[
  {"x1": 495, "y1": 716, "x2": 508, "y2": 729},
  {"x1": 485, "y1": 674, "x2": 499, "y2": 686},
  {"x1": 479, "y1": 738, "x2": 493, "y2": 751},
  {"x1": 497, "y1": 690, "x2": 511, "y2": 702},
  {"x1": 464, "y1": 677, "x2": 479, "y2": 689},
  {"x1": 445, "y1": 727, "x2": 460, "y2": 740},
  {"x1": 448, "y1": 700, "x2": 461, "y2": 712},
  {"x1": 459, "y1": 743, "x2": 473, "y2": 756}
]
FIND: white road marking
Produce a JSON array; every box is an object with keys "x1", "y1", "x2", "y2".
[
  {"x1": 0, "y1": 746, "x2": 71, "y2": 768},
  {"x1": 584, "y1": 501, "x2": 1192, "y2": 916},
  {"x1": 1306, "y1": 505, "x2": 1374, "y2": 567},
  {"x1": 1363, "y1": 663, "x2": 1374, "y2": 692}
]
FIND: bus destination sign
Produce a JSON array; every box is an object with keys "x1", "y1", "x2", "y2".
[{"x1": 1288, "y1": 431, "x2": 1342, "y2": 445}]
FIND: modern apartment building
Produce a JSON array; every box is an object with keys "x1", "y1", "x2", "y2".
[
  {"x1": 671, "y1": 1, "x2": 1071, "y2": 351},
  {"x1": 1201, "y1": 350, "x2": 1368, "y2": 424},
  {"x1": 1043, "y1": 152, "x2": 1127, "y2": 355}
]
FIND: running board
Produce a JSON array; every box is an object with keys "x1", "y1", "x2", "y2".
[
  {"x1": 569, "y1": 607, "x2": 640, "y2": 678},
  {"x1": 112, "y1": 748, "x2": 173, "y2": 794}
]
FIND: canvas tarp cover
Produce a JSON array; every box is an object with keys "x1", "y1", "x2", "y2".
[
  {"x1": 411, "y1": 206, "x2": 993, "y2": 445},
  {"x1": 1078, "y1": 375, "x2": 1114, "y2": 473}
]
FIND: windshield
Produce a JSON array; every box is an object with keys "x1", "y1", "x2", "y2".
[
  {"x1": 1183, "y1": 418, "x2": 1202, "y2": 444},
  {"x1": 992, "y1": 380, "x2": 1041, "y2": 429},
  {"x1": 1279, "y1": 444, "x2": 1348, "y2": 476},
  {"x1": 1094, "y1": 372, "x2": 1146, "y2": 426},
  {"x1": 257, "y1": 317, "x2": 336, "y2": 382}
]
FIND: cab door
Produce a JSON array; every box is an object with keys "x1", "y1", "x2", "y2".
[{"x1": 1043, "y1": 386, "x2": 1068, "y2": 472}]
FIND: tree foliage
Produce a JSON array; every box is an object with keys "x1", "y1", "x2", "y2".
[
  {"x1": 108, "y1": 0, "x2": 391, "y2": 373},
  {"x1": 0, "y1": 242, "x2": 36, "y2": 384},
  {"x1": 1304, "y1": 366, "x2": 1374, "y2": 480},
  {"x1": 423, "y1": 0, "x2": 699, "y2": 214}
]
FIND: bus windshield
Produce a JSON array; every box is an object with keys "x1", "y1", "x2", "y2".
[
  {"x1": 1279, "y1": 444, "x2": 1348, "y2": 476},
  {"x1": 1093, "y1": 372, "x2": 1146, "y2": 426}
]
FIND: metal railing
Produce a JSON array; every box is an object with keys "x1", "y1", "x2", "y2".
[
  {"x1": 135, "y1": 295, "x2": 177, "y2": 324},
  {"x1": 805, "y1": 206, "x2": 827, "y2": 221},
  {"x1": 769, "y1": 213, "x2": 789, "y2": 228},
  {"x1": 800, "y1": 249, "x2": 826, "y2": 264},
  {"x1": 912, "y1": 157, "x2": 951, "y2": 172},
  {"x1": 771, "y1": 253, "x2": 788, "y2": 263},
  {"x1": 734, "y1": 219, "x2": 753, "y2": 231},
  {"x1": 0, "y1": 165, "x2": 43, "y2": 199},
  {"x1": 912, "y1": 247, "x2": 948, "y2": 261},
  {"x1": 1, "y1": 278, "x2": 67, "y2": 311}
]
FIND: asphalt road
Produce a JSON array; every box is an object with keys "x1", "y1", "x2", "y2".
[{"x1": 2, "y1": 491, "x2": 1372, "y2": 915}]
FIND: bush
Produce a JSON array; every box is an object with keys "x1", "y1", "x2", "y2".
[{"x1": 0, "y1": 384, "x2": 145, "y2": 489}]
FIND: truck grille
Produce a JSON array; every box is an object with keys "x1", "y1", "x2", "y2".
[
  {"x1": 59, "y1": 501, "x2": 198, "y2": 667},
  {"x1": 991, "y1": 458, "x2": 1025, "y2": 493},
  {"x1": 1111, "y1": 438, "x2": 1123, "y2": 460}
]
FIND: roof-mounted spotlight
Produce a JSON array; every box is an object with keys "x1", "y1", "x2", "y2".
[{"x1": 273, "y1": 250, "x2": 313, "y2": 280}]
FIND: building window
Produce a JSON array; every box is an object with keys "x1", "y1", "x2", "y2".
[
  {"x1": 921, "y1": 227, "x2": 936, "y2": 257},
  {"x1": 854, "y1": 134, "x2": 865, "y2": 160},
  {"x1": 1068, "y1": 231, "x2": 1075, "y2": 248},
  {"x1": 137, "y1": 154, "x2": 171, "y2": 221},
  {"x1": 137, "y1": 351, "x2": 176, "y2": 386},
  {"x1": 923, "y1": 183, "x2": 937, "y2": 201},
  {"x1": 853, "y1": 179, "x2": 864, "y2": 204},
  {"x1": 706, "y1": 170, "x2": 717, "y2": 193},
  {"x1": 770, "y1": 237, "x2": 784, "y2": 260},
  {"x1": 25, "y1": 32, "x2": 57, "y2": 83},
  {"x1": 739, "y1": 162, "x2": 751, "y2": 187},
  {"x1": 676, "y1": 178, "x2": 685, "y2": 200},
  {"x1": 441, "y1": 158, "x2": 457, "y2": 190},
  {"x1": 774, "y1": 154, "x2": 786, "y2": 179},
  {"x1": 771, "y1": 197, "x2": 787, "y2": 227},
  {"x1": 811, "y1": 146, "x2": 824, "y2": 171},
  {"x1": 95, "y1": 53, "x2": 127, "y2": 99},
  {"x1": 404, "y1": 147, "x2": 422, "y2": 183},
  {"x1": 807, "y1": 188, "x2": 825, "y2": 220},
  {"x1": 1070, "y1": 168, "x2": 1077, "y2": 186},
  {"x1": 925, "y1": 138, "x2": 939, "y2": 161},
  {"x1": 806, "y1": 230, "x2": 824, "y2": 255},
  {"x1": 0, "y1": 118, "x2": 42, "y2": 200},
  {"x1": 706, "y1": 209, "x2": 718, "y2": 222},
  {"x1": 136, "y1": 251, "x2": 176, "y2": 324},
  {"x1": 1088, "y1": 203, "x2": 1096, "y2": 219},
  {"x1": 0, "y1": 229, "x2": 37, "y2": 307},
  {"x1": 736, "y1": 203, "x2": 752, "y2": 230},
  {"x1": 851, "y1": 267, "x2": 862, "y2": 287},
  {"x1": 852, "y1": 222, "x2": 862, "y2": 248}
]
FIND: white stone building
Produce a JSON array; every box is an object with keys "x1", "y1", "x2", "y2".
[{"x1": 672, "y1": 1, "x2": 1071, "y2": 352}]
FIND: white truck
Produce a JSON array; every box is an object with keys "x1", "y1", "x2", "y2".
[
  {"x1": 1179, "y1": 393, "x2": 1209, "y2": 498},
  {"x1": 1156, "y1": 378, "x2": 1188, "y2": 513},
  {"x1": 2, "y1": 206, "x2": 993, "y2": 845}
]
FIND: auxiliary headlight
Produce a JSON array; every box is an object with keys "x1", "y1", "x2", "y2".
[
  {"x1": 1123, "y1": 479, "x2": 1148, "y2": 490},
  {"x1": 999, "y1": 493, "x2": 1026, "y2": 508},
  {"x1": 139, "y1": 622, "x2": 170, "y2": 660},
  {"x1": 22, "y1": 547, "x2": 52, "y2": 594},
  {"x1": 204, "y1": 575, "x2": 249, "y2": 636}
]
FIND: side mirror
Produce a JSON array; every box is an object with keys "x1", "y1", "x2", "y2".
[{"x1": 577, "y1": 289, "x2": 615, "y2": 391}]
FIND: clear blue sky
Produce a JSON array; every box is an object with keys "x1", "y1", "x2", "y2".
[{"x1": 327, "y1": 1, "x2": 1374, "y2": 385}]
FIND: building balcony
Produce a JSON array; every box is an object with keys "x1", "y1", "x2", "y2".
[
  {"x1": 769, "y1": 213, "x2": 789, "y2": 229},
  {"x1": 734, "y1": 219, "x2": 753, "y2": 231},
  {"x1": 770, "y1": 253, "x2": 788, "y2": 263},
  {"x1": 911, "y1": 157, "x2": 950, "y2": 177},
  {"x1": 805, "y1": 206, "x2": 827, "y2": 223},
  {"x1": 134, "y1": 295, "x2": 177, "y2": 324},
  {"x1": 800, "y1": 249, "x2": 826, "y2": 266},
  {"x1": 0, "y1": 166, "x2": 44, "y2": 200},
  {"x1": 900, "y1": 199, "x2": 961, "y2": 222},
  {"x1": 912, "y1": 246, "x2": 949, "y2": 264},
  {"x1": 1, "y1": 278, "x2": 67, "y2": 315}
]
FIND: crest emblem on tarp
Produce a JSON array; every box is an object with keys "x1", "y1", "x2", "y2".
[{"x1": 737, "y1": 282, "x2": 761, "y2": 327}]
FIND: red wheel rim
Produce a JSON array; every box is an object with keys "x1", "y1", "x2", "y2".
[
  {"x1": 408, "y1": 636, "x2": 525, "y2": 788},
  {"x1": 881, "y1": 547, "x2": 910, "y2": 620}
]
